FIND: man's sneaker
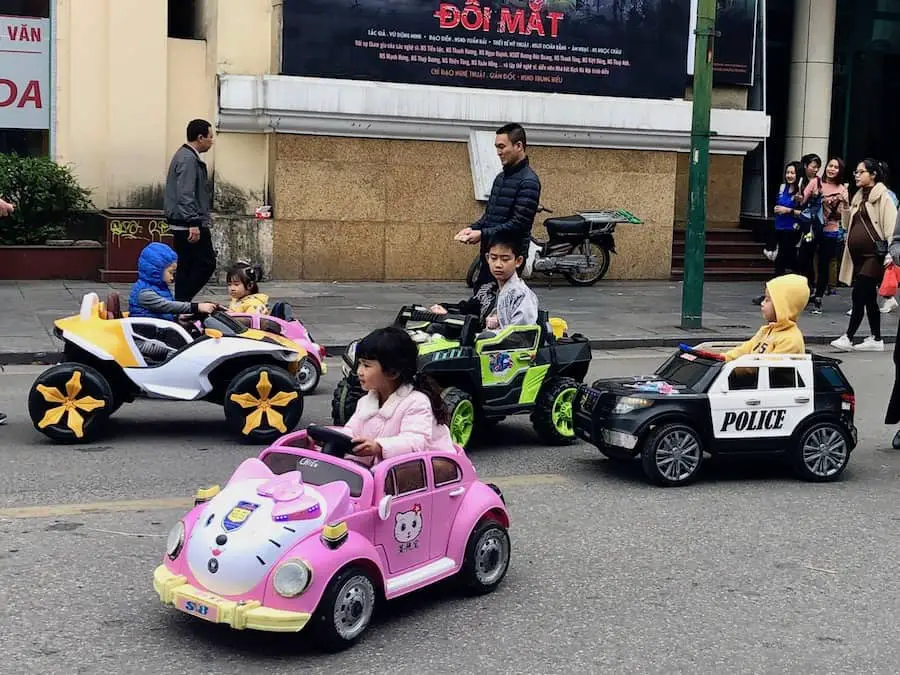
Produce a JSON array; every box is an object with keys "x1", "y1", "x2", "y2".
[
  {"x1": 831, "y1": 335, "x2": 854, "y2": 351},
  {"x1": 854, "y1": 337, "x2": 885, "y2": 352},
  {"x1": 880, "y1": 296, "x2": 898, "y2": 314},
  {"x1": 0, "y1": 411, "x2": 6, "y2": 426},
  {"x1": 810, "y1": 299, "x2": 822, "y2": 315}
]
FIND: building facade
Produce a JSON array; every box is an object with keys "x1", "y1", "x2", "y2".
[{"x1": 0, "y1": 0, "x2": 887, "y2": 281}]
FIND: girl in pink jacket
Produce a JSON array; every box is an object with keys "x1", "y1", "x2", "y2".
[{"x1": 337, "y1": 326, "x2": 457, "y2": 467}]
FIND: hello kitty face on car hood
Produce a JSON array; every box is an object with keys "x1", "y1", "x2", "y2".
[{"x1": 186, "y1": 464, "x2": 328, "y2": 597}]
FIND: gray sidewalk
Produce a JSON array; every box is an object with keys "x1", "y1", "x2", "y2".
[{"x1": 0, "y1": 279, "x2": 896, "y2": 364}]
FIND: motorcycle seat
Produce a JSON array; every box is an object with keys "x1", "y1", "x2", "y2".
[{"x1": 545, "y1": 215, "x2": 587, "y2": 234}]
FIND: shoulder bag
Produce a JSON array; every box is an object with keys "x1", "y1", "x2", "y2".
[{"x1": 858, "y1": 202, "x2": 889, "y2": 257}]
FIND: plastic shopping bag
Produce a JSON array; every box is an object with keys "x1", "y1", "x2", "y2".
[{"x1": 879, "y1": 263, "x2": 899, "y2": 298}]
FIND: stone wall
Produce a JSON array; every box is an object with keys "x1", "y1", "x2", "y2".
[
  {"x1": 270, "y1": 135, "x2": 679, "y2": 281},
  {"x1": 673, "y1": 153, "x2": 745, "y2": 229}
]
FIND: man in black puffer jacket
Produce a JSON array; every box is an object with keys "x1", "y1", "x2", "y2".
[{"x1": 456, "y1": 123, "x2": 541, "y2": 288}]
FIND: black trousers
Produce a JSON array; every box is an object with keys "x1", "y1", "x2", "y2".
[
  {"x1": 773, "y1": 229, "x2": 800, "y2": 277},
  {"x1": 173, "y1": 228, "x2": 216, "y2": 302},
  {"x1": 846, "y1": 274, "x2": 881, "y2": 341},
  {"x1": 803, "y1": 236, "x2": 840, "y2": 300},
  {"x1": 886, "y1": 321, "x2": 900, "y2": 424}
]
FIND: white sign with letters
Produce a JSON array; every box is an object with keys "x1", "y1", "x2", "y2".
[{"x1": 0, "y1": 15, "x2": 50, "y2": 130}]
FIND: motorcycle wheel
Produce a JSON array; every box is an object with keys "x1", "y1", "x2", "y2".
[
  {"x1": 563, "y1": 242, "x2": 610, "y2": 286},
  {"x1": 465, "y1": 257, "x2": 482, "y2": 288}
]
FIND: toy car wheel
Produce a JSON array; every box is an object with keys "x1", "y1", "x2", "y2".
[
  {"x1": 223, "y1": 364, "x2": 304, "y2": 444},
  {"x1": 27, "y1": 363, "x2": 113, "y2": 443},
  {"x1": 459, "y1": 519, "x2": 511, "y2": 595},
  {"x1": 640, "y1": 423, "x2": 704, "y2": 487},
  {"x1": 531, "y1": 376, "x2": 579, "y2": 445},
  {"x1": 331, "y1": 375, "x2": 365, "y2": 426},
  {"x1": 311, "y1": 565, "x2": 378, "y2": 652},
  {"x1": 443, "y1": 386, "x2": 476, "y2": 448},
  {"x1": 296, "y1": 358, "x2": 321, "y2": 394},
  {"x1": 791, "y1": 421, "x2": 851, "y2": 482}
]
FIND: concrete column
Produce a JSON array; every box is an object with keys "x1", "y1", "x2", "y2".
[{"x1": 785, "y1": 0, "x2": 837, "y2": 164}]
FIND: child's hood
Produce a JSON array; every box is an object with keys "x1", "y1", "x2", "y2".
[
  {"x1": 137, "y1": 243, "x2": 177, "y2": 287},
  {"x1": 767, "y1": 274, "x2": 810, "y2": 325},
  {"x1": 244, "y1": 292, "x2": 269, "y2": 304}
]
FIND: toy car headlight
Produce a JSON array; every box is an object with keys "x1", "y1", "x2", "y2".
[
  {"x1": 612, "y1": 396, "x2": 654, "y2": 414},
  {"x1": 166, "y1": 520, "x2": 185, "y2": 560},
  {"x1": 273, "y1": 559, "x2": 312, "y2": 598},
  {"x1": 344, "y1": 341, "x2": 358, "y2": 366}
]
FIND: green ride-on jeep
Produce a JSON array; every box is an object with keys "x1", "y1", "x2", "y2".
[{"x1": 331, "y1": 305, "x2": 593, "y2": 448}]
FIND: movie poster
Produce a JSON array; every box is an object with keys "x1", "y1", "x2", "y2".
[{"x1": 282, "y1": 0, "x2": 692, "y2": 100}]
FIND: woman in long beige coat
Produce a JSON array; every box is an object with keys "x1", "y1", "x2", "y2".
[{"x1": 831, "y1": 159, "x2": 898, "y2": 351}]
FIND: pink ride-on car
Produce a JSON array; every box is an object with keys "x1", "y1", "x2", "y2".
[
  {"x1": 153, "y1": 425, "x2": 511, "y2": 651},
  {"x1": 228, "y1": 301, "x2": 327, "y2": 394}
]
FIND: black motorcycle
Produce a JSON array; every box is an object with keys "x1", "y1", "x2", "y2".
[{"x1": 465, "y1": 206, "x2": 643, "y2": 288}]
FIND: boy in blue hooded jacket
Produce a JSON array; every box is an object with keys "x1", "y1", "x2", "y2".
[{"x1": 129, "y1": 243, "x2": 217, "y2": 321}]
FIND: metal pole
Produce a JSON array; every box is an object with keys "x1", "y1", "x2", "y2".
[{"x1": 680, "y1": 0, "x2": 718, "y2": 330}]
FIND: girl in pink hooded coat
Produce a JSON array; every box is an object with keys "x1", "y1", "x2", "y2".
[{"x1": 336, "y1": 326, "x2": 457, "y2": 467}]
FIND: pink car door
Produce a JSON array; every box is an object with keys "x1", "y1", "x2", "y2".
[
  {"x1": 375, "y1": 458, "x2": 433, "y2": 574},
  {"x1": 428, "y1": 456, "x2": 466, "y2": 560}
]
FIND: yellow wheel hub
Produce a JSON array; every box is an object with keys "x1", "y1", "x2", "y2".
[
  {"x1": 35, "y1": 370, "x2": 106, "y2": 439},
  {"x1": 229, "y1": 371, "x2": 298, "y2": 435}
]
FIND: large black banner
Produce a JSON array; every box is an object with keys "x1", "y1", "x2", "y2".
[
  {"x1": 713, "y1": 0, "x2": 757, "y2": 86},
  {"x1": 690, "y1": 0, "x2": 757, "y2": 86},
  {"x1": 282, "y1": 0, "x2": 692, "y2": 100}
]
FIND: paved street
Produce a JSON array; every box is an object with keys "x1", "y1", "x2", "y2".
[
  {"x1": 1, "y1": 349, "x2": 899, "y2": 674},
  {"x1": 1, "y1": 280, "x2": 898, "y2": 363}
]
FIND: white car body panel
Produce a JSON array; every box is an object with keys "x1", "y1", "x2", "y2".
[
  {"x1": 708, "y1": 353, "x2": 815, "y2": 441},
  {"x1": 124, "y1": 336, "x2": 295, "y2": 400}
]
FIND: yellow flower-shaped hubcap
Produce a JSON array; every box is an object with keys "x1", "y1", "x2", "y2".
[
  {"x1": 36, "y1": 370, "x2": 106, "y2": 439},
  {"x1": 229, "y1": 371, "x2": 298, "y2": 435}
]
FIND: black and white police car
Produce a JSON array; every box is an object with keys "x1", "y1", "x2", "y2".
[{"x1": 573, "y1": 343, "x2": 857, "y2": 487}]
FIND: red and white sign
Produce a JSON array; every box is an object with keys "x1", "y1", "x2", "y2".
[{"x1": 0, "y1": 15, "x2": 50, "y2": 130}]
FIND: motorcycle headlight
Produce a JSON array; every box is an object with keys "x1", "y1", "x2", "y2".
[
  {"x1": 166, "y1": 520, "x2": 185, "y2": 560},
  {"x1": 612, "y1": 396, "x2": 654, "y2": 415},
  {"x1": 273, "y1": 559, "x2": 312, "y2": 598}
]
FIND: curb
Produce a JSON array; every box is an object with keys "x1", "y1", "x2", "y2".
[{"x1": 2, "y1": 333, "x2": 895, "y2": 366}]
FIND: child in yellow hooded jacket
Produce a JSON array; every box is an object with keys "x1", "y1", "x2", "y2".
[
  {"x1": 226, "y1": 261, "x2": 269, "y2": 314},
  {"x1": 724, "y1": 274, "x2": 810, "y2": 361}
]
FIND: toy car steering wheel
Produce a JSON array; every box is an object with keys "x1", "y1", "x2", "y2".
[
  {"x1": 306, "y1": 424, "x2": 355, "y2": 458},
  {"x1": 678, "y1": 343, "x2": 726, "y2": 361}
]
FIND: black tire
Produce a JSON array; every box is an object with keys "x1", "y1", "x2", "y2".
[
  {"x1": 28, "y1": 363, "x2": 113, "y2": 443},
  {"x1": 790, "y1": 421, "x2": 851, "y2": 482},
  {"x1": 459, "y1": 519, "x2": 511, "y2": 595},
  {"x1": 297, "y1": 358, "x2": 321, "y2": 395},
  {"x1": 223, "y1": 364, "x2": 304, "y2": 444},
  {"x1": 465, "y1": 256, "x2": 482, "y2": 288},
  {"x1": 443, "y1": 386, "x2": 476, "y2": 449},
  {"x1": 531, "y1": 376, "x2": 579, "y2": 445},
  {"x1": 310, "y1": 565, "x2": 378, "y2": 652},
  {"x1": 640, "y1": 423, "x2": 704, "y2": 487},
  {"x1": 331, "y1": 375, "x2": 365, "y2": 426},
  {"x1": 563, "y1": 243, "x2": 611, "y2": 286}
]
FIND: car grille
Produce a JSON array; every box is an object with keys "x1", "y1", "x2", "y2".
[{"x1": 577, "y1": 385, "x2": 615, "y2": 414}]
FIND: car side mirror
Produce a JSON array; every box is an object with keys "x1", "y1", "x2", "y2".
[{"x1": 378, "y1": 495, "x2": 392, "y2": 521}]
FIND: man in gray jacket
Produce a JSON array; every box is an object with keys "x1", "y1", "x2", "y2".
[{"x1": 164, "y1": 118, "x2": 215, "y2": 302}]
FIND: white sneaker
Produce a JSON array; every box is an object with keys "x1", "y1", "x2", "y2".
[
  {"x1": 854, "y1": 337, "x2": 885, "y2": 352},
  {"x1": 763, "y1": 248, "x2": 776, "y2": 261},
  {"x1": 880, "y1": 297, "x2": 898, "y2": 314},
  {"x1": 846, "y1": 308, "x2": 853, "y2": 316},
  {"x1": 831, "y1": 335, "x2": 853, "y2": 351}
]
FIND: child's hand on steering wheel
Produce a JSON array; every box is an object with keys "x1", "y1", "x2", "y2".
[{"x1": 351, "y1": 437, "x2": 382, "y2": 457}]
